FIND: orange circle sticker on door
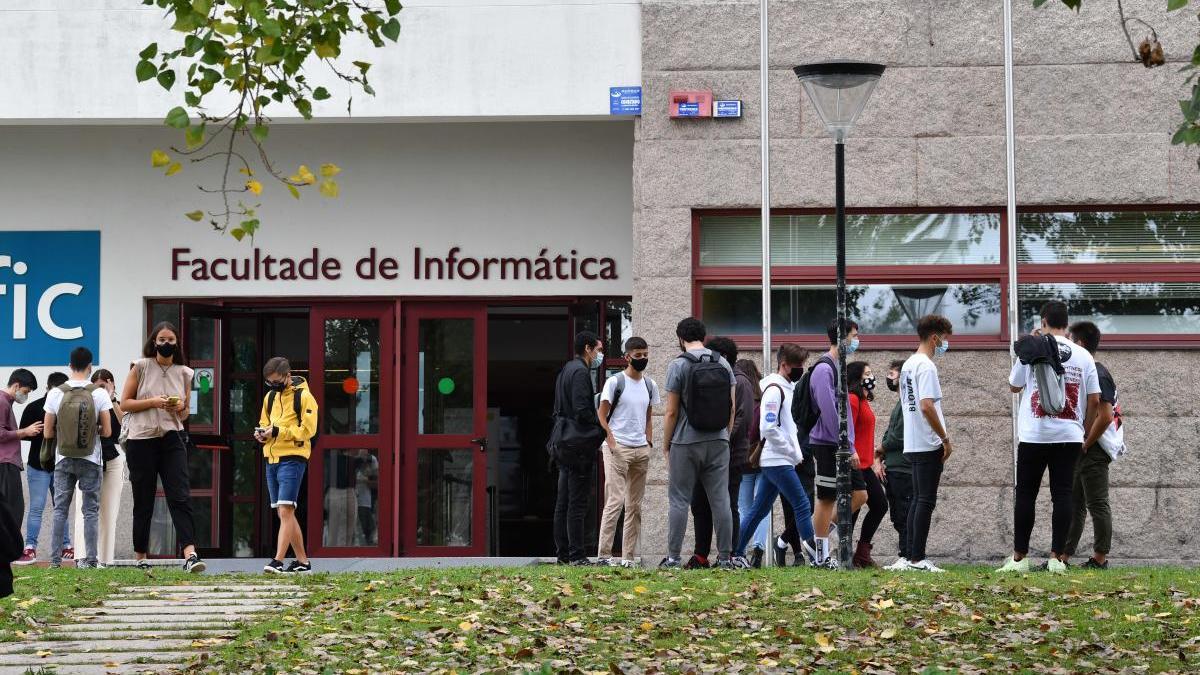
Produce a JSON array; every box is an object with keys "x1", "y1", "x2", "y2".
[{"x1": 342, "y1": 377, "x2": 359, "y2": 395}]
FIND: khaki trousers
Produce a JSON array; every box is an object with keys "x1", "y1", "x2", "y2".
[{"x1": 597, "y1": 442, "x2": 650, "y2": 559}]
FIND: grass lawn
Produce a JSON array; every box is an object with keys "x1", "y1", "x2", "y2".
[
  {"x1": 0, "y1": 566, "x2": 193, "y2": 644},
  {"x1": 202, "y1": 564, "x2": 1200, "y2": 673}
]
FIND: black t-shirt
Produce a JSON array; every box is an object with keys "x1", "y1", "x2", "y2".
[
  {"x1": 19, "y1": 396, "x2": 48, "y2": 471},
  {"x1": 1096, "y1": 362, "x2": 1117, "y2": 405}
]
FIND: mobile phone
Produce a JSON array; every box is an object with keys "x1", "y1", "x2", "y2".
[{"x1": 166, "y1": 395, "x2": 181, "y2": 407}]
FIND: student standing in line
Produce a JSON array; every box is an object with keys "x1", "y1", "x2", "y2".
[
  {"x1": 15, "y1": 372, "x2": 70, "y2": 565},
  {"x1": 1, "y1": 369, "x2": 41, "y2": 553},
  {"x1": 1062, "y1": 321, "x2": 1119, "y2": 570},
  {"x1": 877, "y1": 360, "x2": 914, "y2": 571},
  {"x1": 258, "y1": 357, "x2": 318, "y2": 574},
  {"x1": 550, "y1": 331, "x2": 606, "y2": 565},
  {"x1": 44, "y1": 347, "x2": 112, "y2": 570},
  {"x1": 732, "y1": 359, "x2": 768, "y2": 567},
  {"x1": 847, "y1": 361, "x2": 887, "y2": 569},
  {"x1": 661, "y1": 317, "x2": 736, "y2": 569},
  {"x1": 687, "y1": 336, "x2": 747, "y2": 569},
  {"x1": 998, "y1": 301, "x2": 1100, "y2": 574},
  {"x1": 808, "y1": 319, "x2": 868, "y2": 568},
  {"x1": 121, "y1": 321, "x2": 205, "y2": 573},
  {"x1": 596, "y1": 337, "x2": 659, "y2": 568},
  {"x1": 68, "y1": 369, "x2": 125, "y2": 567},
  {"x1": 732, "y1": 344, "x2": 817, "y2": 567},
  {"x1": 899, "y1": 315, "x2": 954, "y2": 573}
]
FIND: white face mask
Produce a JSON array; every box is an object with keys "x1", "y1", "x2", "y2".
[{"x1": 13, "y1": 389, "x2": 28, "y2": 404}]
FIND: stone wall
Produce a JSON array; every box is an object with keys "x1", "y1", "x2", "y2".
[{"x1": 634, "y1": 0, "x2": 1200, "y2": 565}]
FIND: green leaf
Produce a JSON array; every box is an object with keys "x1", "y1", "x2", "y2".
[
  {"x1": 1173, "y1": 125, "x2": 1190, "y2": 144},
  {"x1": 287, "y1": 184, "x2": 300, "y2": 200},
  {"x1": 223, "y1": 62, "x2": 244, "y2": 80},
  {"x1": 385, "y1": 0, "x2": 403, "y2": 15},
  {"x1": 1168, "y1": 0, "x2": 1189, "y2": 10},
  {"x1": 183, "y1": 34, "x2": 204, "y2": 56},
  {"x1": 353, "y1": 60, "x2": 371, "y2": 74},
  {"x1": 250, "y1": 124, "x2": 269, "y2": 143},
  {"x1": 185, "y1": 91, "x2": 201, "y2": 106},
  {"x1": 382, "y1": 18, "x2": 401, "y2": 42},
  {"x1": 241, "y1": 219, "x2": 260, "y2": 235},
  {"x1": 1032, "y1": 0, "x2": 1049, "y2": 7},
  {"x1": 315, "y1": 42, "x2": 337, "y2": 59},
  {"x1": 136, "y1": 60, "x2": 157, "y2": 82},
  {"x1": 259, "y1": 18, "x2": 282, "y2": 37},
  {"x1": 295, "y1": 98, "x2": 313, "y2": 119},
  {"x1": 185, "y1": 123, "x2": 206, "y2": 148},
  {"x1": 213, "y1": 21, "x2": 239, "y2": 36},
  {"x1": 156, "y1": 69, "x2": 176, "y2": 91},
  {"x1": 164, "y1": 106, "x2": 190, "y2": 129},
  {"x1": 185, "y1": 210, "x2": 205, "y2": 222},
  {"x1": 313, "y1": 86, "x2": 331, "y2": 101},
  {"x1": 230, "y1": 227, "x2": 246, "y2": 242},
  {"x1": 192, "y1": 0, "x2": 212, "y2": 14},
  {"x1": 139, "y1": 43, "x2": 158, "y2": 60}
]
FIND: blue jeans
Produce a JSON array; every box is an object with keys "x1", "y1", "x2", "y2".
[
  {"x1": 24, "y1": 465, "x2": 71, "y2": 549},
  {"x1": 737, "y1": 472, "x2": 770, "y2": 551},
  {"x1": 51, "y1": 459, "x2": 100, "y2": 565},
  {"x1": 736, "y1": 465, "x2": 814, "y2": 557},
  {"x1": 266, "y1": 459, "x2": 307, "y2": 508}
]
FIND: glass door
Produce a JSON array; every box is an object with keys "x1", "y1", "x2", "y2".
[
  {"x1": 402, "y1": 305, "x2": 488, "y2": 556},
  {"x1": 307, "y1": 304, "x2": 395, "y2": 557}
]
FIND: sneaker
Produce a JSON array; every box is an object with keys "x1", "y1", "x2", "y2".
[
  {"x1": 568, "y1": 558, "x2": 594, "y2": 567},
  {"x1": 596, "y1": 557, "x2": 612, "y2": 566},
  {"x1": 658, "y1": 557, "x2": 682, "y2": 570},
  {"x1": 820, "y1": 556, "x2": 841, "y2": 570},
  {"x1": 183, "y1": 553, "x2": 207, "y2": 574},
  {"x1": 285, "y1": 560, "x2": 312, "y2": 574},
  {"x1": 1081, "y1": 557, "x2": 1108, "y2": 570},
  {"x1": 49, "y1": 562, "x2": 61, "y2": 569},
  {"x1": 14, "y1": 548, "x2": 36, "y2": 566},
  {"x1": 683, "y1": 554, "x2": 710, "y2": 570},
  {"x1": 263, "y1": 559, "x2": 287, "y2": 574},
  {"x1": 60, "y1": 547, "x2": 75, "y2": 561},
  {"x1": 729, "y1": 555, "x2": 752, "y2": 570},
  {"x1": 76, "y1": 560, "x2": 98, "y2": 570},
  {"x1": 800, "y1": 540, "x2": 819, "y2": 567},
  {"x1": 996, "y1": 556, "x2": 1030, "y2": 573},
  {"x1": 619, "y1": 559, "x2": 638, "y2": 569},
  {"x1": 136, "y1": 559, "x2": 152, "y2": 570},
  {"x1": 884, "y1": 557, "x2": 911, "y2": 571},
  {"x1": 906, "y1": 559, "x2": 945, "y2": 573},
  {"x1": 749, "y1": 546, "x2": 764, "y2": 569},
  {"x1": 772, "y1": 541, "x2": 788, "y2": 567},
  {"x1": 1046, "y1": 558, "x2": 1068, "y2": 575},
  {"x1": 1035, "y1": 559, "x2": 1071, "y2": 572}
]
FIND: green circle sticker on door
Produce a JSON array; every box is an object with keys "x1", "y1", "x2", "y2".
[
  {"x1": 196, "y1": 368, "x2": 214, "y2": 395},
  {"x1": 437, "y1": 377, "x2": 456, "y2": 395}
]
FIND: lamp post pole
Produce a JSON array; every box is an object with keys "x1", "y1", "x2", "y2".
[{"x1": 833, "y1": 138, "x2": 853, "y2": 569}]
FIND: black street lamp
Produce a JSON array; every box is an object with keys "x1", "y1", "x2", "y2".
[{"x1": 793, "y1": 60, "x2": 885, "y2": 570}]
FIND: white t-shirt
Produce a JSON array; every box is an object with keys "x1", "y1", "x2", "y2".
[
  {"x1": 45, "y1": 379, "x2": 113, "y2": 466},
  {"x1": 900, "y1": 353, "x2": 945, "y2": 454},
  {"x1": 1009, "y1": 334, "x2": 1101, "y2": 444},
  {"x1": 600, "y1": 372, "x2": 660, "y2": 447}
]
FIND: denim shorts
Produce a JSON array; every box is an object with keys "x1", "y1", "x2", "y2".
[{"x1": 266, "y1": 459, "x2": 307, "y2": 508}]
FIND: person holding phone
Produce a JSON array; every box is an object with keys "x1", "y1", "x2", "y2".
[
  {"x1": 120, "y1": 321, "x2": 204, "y2": 573},
  {"x1": 257, "y1": 357, "x2": 318, "y2": 574}
]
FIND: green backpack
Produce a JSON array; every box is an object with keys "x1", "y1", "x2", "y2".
[{"x1": 52, "y1": 383, "x2": 100, "y2": 459}]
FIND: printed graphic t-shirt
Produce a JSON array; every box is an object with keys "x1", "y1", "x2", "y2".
[
  {"x1": 900, "y1": 353, "x2": 945, "y2": 454},
  {"x1": 1009, "y1": 334, "x2": 1101, "y2": 444}
]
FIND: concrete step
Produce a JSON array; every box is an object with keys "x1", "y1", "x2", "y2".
[
  {"x1": 75, "y1": 613, "x2": 255, "y2": 625},
  {"x1": 46, "y1": 629, "x2": 235, "y2": 641},
  {"x1": 0, "y1": 638, "x2": 206, "y2": 655},
  {"x1": 76, "y1": 603, "x2": 279, "y2": 616},
  {"x1": 0, "y1": 665, "x2": 174, "y2": 675},
  {"x1": 51, "y1": 622, "x2": 234, "y2": 633},
  {"x1": 0, "y1": 650, "x2": 199, "y2": 666},
  {"x1": 102, "y1": 598, "x2": 302, "y2": 608},
  {"x1": 118, "y1": 585, "x2": 304, "y2": 593},
  {"x1": 107, "y1": 590, "x2": 309, "y2": 600}
]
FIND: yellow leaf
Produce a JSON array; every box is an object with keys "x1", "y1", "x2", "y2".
[
  {"x1": 640, "y1": 621, "x2": 653, "y2": 631},
  {"x1": 239, "y1": 167, "x2": 254, "y2": 176},
  {"x1": 16, "y1": 597, "x2": 40, "y2": 609},
  {"x1": 315, "y1": 42, "x2": 337, "y2": 59},
  {"x1": 874, "y1": 598, "x2": 894, "y2": 610},
  {"x1": 104, "y1": 661, "x2": 121, "y2": 668},
  {"x1": 287, "y1": 184, "x2": 300, "y2": 200},
  {"x1": 151, "y1": 149, "x2": 171, "y2": 168},
  {"x1": 320, "y1": 162, "x2": 341, "y2": 177},
  {"x1": 814, "y1": 633, "x2": 834, "y2": 653},
  {"x1": 879, "y1": 628, "x2": 897, "y2": 640},
  {"x1": 35, "y1": 650, "x2": 52, "y2": 657},
  {"x1": 290, "y1": 164, "x2": 316, "y2": 185},
  {"x1": 458, "y1": 621, "x2": 473, "y2": 631},
  {"x1": 246, "y1": 179, "x2": 263, "y2": 195},
  {"x1": 319, "y1": 178, "x2": 339, "y2": 198},
  {"x1": 633, "y1": 586, "x2": 648, "y2": 594},
  {"x1": 184, "y1": 210, "x2": 204, "y2": 222},
  {"x1": 1125, "y1": 614, "x2": 1143, "y2": 623},
  {"x1": 759, "y1": 659, "x2": 778, "y2": 667},
  {"x1": 165, "y1": 162, "x2": 182, "y2": 176}
]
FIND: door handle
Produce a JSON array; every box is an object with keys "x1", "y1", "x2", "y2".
[{"x1": 470, "y1": 437, "x2": 487, "y2": 453}]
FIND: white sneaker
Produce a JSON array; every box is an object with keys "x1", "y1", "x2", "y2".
[
  {"x1": 884, "y1": 557, "x2": 911, "y2": 571},
  {"x1": 906, "y1": 559, "x2": 945, "y2": 573},
  {"x1": 619, "y1": 559, "x2": 637, "y2": 569},
  {"x1": 996, "y1": 556, "x2": 1031, "y2": 573},
  {"x1": 1046, "y1": 558, "x2": 1067, "y2": 575}
]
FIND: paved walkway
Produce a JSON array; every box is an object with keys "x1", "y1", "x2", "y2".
[{"x1": 1, "y1": 582, "x2": 308, "y2": 674}]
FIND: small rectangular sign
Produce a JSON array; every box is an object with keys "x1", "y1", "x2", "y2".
[
  {"x1": 609, "y1": 86, "x2": 642, "y2": 115},
  {"x1": 676, "y1": 102, "x2": 701, "y2": 117},
  {"x1": 714, "y1": 100, "x2": 742, "y2": 118}
]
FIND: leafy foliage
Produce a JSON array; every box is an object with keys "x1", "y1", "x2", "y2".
[{"x1": 136, "y1": 0, "x2": 403, "y2": 239}]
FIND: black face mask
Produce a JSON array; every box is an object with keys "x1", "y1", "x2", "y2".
[
  {"x1": 266, "y1": 380, "x2": 287, "y2": 392},
  {"x1": 788, "y1": 367, "x2": 804, "y2": 383},
  {"x1": 629, "y1": 358, "x2": 649, "y2": 372},
  {"x1": 886, "y1": 377, "x2": 899, "y2": 393},
  {"x1": 862, "y1": 377, "x2": 876, "y2": 391},
  {"x1": 155, "y1": 343, "x2": 176, "y2": 358}
]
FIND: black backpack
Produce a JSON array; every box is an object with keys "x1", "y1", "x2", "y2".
[
  {"x1": 677, "y1": 351, "x2": 732, "y2": 433},
  {"x1": 792, "y1": 355, "x2": 834, "y2": 436},
  {"x1": 266, "y1": 382, "x2": 319, "y2": 446}
]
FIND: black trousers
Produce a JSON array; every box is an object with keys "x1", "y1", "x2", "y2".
[
  {"x1": 125, "y1": 432, "x2": 196, "y2": 553},
  {"x1": 852, "y1": 468, "x2": 889, "y2": 545},
  {"x1": 905, "y1": 449, "x2": 943, "y2": 563},
  {"x1": 884, "y1": 470, "x2": 913, "y2": 559},
  {"x1": 1014, "y1": 441, "x2": 1081, "y2": 555},
  {"x1": 691, "y1": 462, "x2": 743, "y2": 559},
  {"x1": 0, "y1": 464, "x2": 24, "y2": 545},
  {"x1": 780, "y1": 452, "x2": 816, "y2": 553},
  {"x1": 553, "y1": 461, "x2": 594, "y2": 562}
]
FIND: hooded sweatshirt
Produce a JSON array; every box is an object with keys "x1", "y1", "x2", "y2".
[
  {"x1": 258, "y1": 376, "x2": 318, "y2": 463},
  {"x1": 758, "y1": 373, "x2": 803, "y2": 467}
]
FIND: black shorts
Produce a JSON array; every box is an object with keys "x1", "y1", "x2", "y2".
[{"x1": 811, "y1": 443, "x2": 867, "y2": 501}]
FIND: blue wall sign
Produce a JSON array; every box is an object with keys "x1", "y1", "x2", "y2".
[
  {"x1": 677, "y1": 102, "x2": 701, "y2": 117},
  {"x1": 609, "y1": 86, "x2": 642, "y2": 115},
  {"x1": 0, "y1": 231, "x2": 100, "y2": 366},
  {"x1": 714, "y1": 100, "x2": 743, "y2": 118}
]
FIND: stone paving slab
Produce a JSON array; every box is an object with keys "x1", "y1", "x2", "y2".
[
  {"x1": 50, "y1": 629, "x2": 234, "y2": 641},
  {"x1": 76, "y1": 613, "x2": 256, "y2": 624},
  {"x1": 108, "y1": 591, "x2": 309, "y2": 600},
  {"x1": 53, "y1": 623, "x2": 234, "y2": 633},
  {"x1": 0, "y1": 638, "x2": 201, "y2": 655},
  {"x1": 0, "y1": 650, "x2": 197, "y2": 666},
  {"x1": 103, "y1": 598, "x2": 302, "y2": 608},
  {"x1": 0, "y1": 666, "x2": 175, "y2": 675},
  {"x1": 78, "y1": 603, "x2": 281, "y2": 615},
  {"x1": 118, "y1": 585, "x2": 304, "y2": 593}
]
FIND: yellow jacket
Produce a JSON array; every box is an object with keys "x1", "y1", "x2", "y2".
[{"x1": 259, "y1": 377, "x2": 318, "y2": 463}]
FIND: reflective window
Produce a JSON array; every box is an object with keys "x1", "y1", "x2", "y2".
[
  {"x1": 605, "y1": 300, "x2": 633, "y2": 353},
  {"x1": 416, "y1": 449, "x2": 473, "y2": 547},
  {"x1": 1019, "y1": 211, "x2": 1200, "y2": 264},
  {"x1": 1018, "y1": 283, "x2": 1200, "y2": 334},
  {"x1": 417, "y1": 318, "x2": 474, "y2": 435},
  {"x1": 322, "y1": 319, "x2": 380, "y2": 435},
  {"x1": 322, "y1": 448, "x2": 379, "y2": 547}
]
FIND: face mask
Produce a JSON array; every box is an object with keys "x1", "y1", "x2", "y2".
[
  {"x1": 788, "y1": 366, "x2": 804, "y2": 383},
  {"x1": 844, "y1": 337, "x2": 860, "y2": 354},
  {"x1": 886, "y1": 377, "x2": 899, "y2": 393},
  {"x1": 13, "y1": 390, "x2": 28, "y2": 404},
  {"x1": 862, "y1": 377, "x2": 876, "y2": 391},
  {"x1": 266, "y1": 380, "x2": 287, "y2": 392},
  {"x1": 156, "y1": 342, "x2": 176, "y2": 358},
  {"x1": 630, "y1": 357, "x2": 649, "y2": 372},
  {"x1": 935, "y1": 339, "x2": 950, "y2": 357},
  {"x1": 590, "y1": 351, "x2": 604, "y2": 369}
]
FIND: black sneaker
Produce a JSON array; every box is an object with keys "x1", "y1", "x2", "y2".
[
  {"x1": 683, "y1": 554, "x2": 710, "y2": 570},
  {"x1": 263, "y1": 559, "x2": 286, "y2": 574},
  {"x1": 1081, "y1": 557, "x2": 1108, "y2": 570},
  {"x1": 183, "y1": 553, "x2": 207, "y2": 574},
  {"x1": 285, "y1": 560, "x2": 312, "y2": 574},
  {"x1": 749, "y1": 546, "x2": 764, "y2": 569},
  {"x1": 773, "y1": 541, "x2": 788, "y2": 567},
  {"x1": 568, "y1": 558, "x2": 594, "y2": 567},
  {"x1": 136, "y1": 559, "x2": 151, "y2": 570},
  {"x1": 658, "y1": 557, "x2": 682, "y2": 569}
]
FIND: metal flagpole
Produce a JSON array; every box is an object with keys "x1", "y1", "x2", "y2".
[
  {"x1": 1003, "y1": 0, "x2": 1020, "y2": 484},
  {"x1": 759, "y1": 0, "x2": 774, "y2": 563}
]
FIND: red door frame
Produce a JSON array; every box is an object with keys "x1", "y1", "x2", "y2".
[
  {"x1": 306, "y1": 303, "x2": 396, "y2": 557},
  {"x1": 400, "y1": 303, "x2": 489, "y2": 557}
]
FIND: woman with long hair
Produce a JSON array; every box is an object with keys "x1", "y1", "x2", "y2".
[
  {"x1": 848, "y1": 360, "x2": 888, "y2": 568},
  {"x1": 732, "y1": 358, "x2": 766, "y2": 566},
  {"x1": 119, "y1": 322, "x2": 205, "y2": 572}
]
